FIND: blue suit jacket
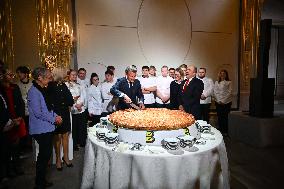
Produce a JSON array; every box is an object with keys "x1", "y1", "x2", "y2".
[{"x1": 110, "y1": 77, "x2": 144, "y2": 110}]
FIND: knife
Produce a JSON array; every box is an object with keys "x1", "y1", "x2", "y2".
[{"x1": 129, "y1": 103, "x2": 141, "y2": 110}]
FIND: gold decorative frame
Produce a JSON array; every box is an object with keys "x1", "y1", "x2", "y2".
[
  {"x1": 0, "y1": 0, "x2": 14, "y2": 70},
  {"x1": 240, "y1": 0, "x2": 264, "y2": 91},
  {"x1": 36, "y1": 0, "x2": 73, "y2": 70}
]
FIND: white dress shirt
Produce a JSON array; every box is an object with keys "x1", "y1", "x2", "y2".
[
  {"x1": 65, "y1": 81, "x2": 86, "y2": 114},
  {"x1": 198, "y1": 77, "x2": 214, "y2": 104},
  {"x1": 87, "y1": 84, "x2": 103, "y2": 115},
  {"x1": 77, "y1": 78, "x2": 89, "y2": 108},
  {"x1": 138, "y1": 76, "x2": 156, "y2": 105},
  {"x1": 77, "y1": 77, "x2": 89, "y2": 89},
  {"x1": 101, "y1": 80, "x2": 115, "y2": 113},
  {"x1": 213, "y1": 80, "x2": 232, "y2": 104},
  {"x1": 156, "y1": 76, "x2": 173, "y2": 104},
  {"x1": 17, "y1": 80, "x2": 33, "y2": 115}
]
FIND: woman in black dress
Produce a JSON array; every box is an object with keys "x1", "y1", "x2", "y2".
[
  {"x1": 170, "y1": 68, "x2": 184, "y2": 110},
  {"x1": 48, "y1": 72, "x2": 74, "y2": 170}
]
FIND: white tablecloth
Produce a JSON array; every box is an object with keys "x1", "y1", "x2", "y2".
[{"x1": 81, "y1": 128, "x2": 229, "y2": 189}]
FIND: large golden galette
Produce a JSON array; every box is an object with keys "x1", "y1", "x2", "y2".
[{"x1": 108, "y1": 108, "x2": 195, "y2": 131}]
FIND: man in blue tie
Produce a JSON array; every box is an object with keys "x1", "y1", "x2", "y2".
[{"x1": 110, "y1": 65, "x2": 145, "y2": 110}]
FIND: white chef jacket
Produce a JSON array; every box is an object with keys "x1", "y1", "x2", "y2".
[
  {"x1": 87, "y1": 84, "x2": 103, "y2": 115},
  {"x1": 213, "y1": 80, "x2": 232, "y2": 104},
  {"x1": 65, "y1": 81, "x2": 86, "y2": 114},
  {"x1": 138, "y1": 76, "x2": 156, "y2": 105},
  {"x1": 198, "y1": 77, "x2": 214, "y2": 104},
  {"x1": 100, "y1": 81, "x2": 115, "y2": 113},
  {"x1": 155, "y1": 76, "x2": 173, "y2": 104}
]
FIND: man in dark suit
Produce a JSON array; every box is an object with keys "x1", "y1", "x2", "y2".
[
  {"x1": 110, "y1": 65, "x2": 145, "y2": 110},
  {"x1": 178, "y1": 65, "x2": 204, "y2": 120}
]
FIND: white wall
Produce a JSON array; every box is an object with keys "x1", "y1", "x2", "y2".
[{"x1": 76, "y1": 0, "x2": 239, "y2": 107}]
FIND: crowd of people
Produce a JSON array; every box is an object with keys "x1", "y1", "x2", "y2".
[{"x1": 0, "y1": 60, "x2": 233, "y2": 188}]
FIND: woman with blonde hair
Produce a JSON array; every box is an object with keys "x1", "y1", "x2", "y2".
[
  {"x1": 48, "y1": 71, "x2": 74, "y2": 170},
  {"x1": 65, "y1": 69, "x2": 87, "y2": 151},
  {"x1": 213, "y1": 69, "x2": 232, "y2": 135}
]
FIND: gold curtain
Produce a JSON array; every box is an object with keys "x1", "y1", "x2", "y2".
[
  {"x1": 36, "y1": 0, "x2": 73, "y2": 70},
  {"x1": 0, "y1": 0, "x2": 14, "y2": 70}
]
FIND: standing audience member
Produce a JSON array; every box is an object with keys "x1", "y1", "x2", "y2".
[
  {"x1": 138, "y1": 66, "x2": 157, "y2": 108},
  {"x1": 87, "y1": 73, "x2": 102, "y2": 126},
  {"x1": 198, "y1": 68, "x2": 214, "y2": 123},
  {"x1": 76, "y1": 68, "x2": 88, "y2": 112},
  {"x1": 76, "y1": 68, "x2": 89, "y2": 89},
  {"x1": 106, "y1": 66, "x2": 118, "y2": 83},
  {"x1": 16, "y1": 66, "x2": 32, "y2": 149},
  {"x1": 213, "y1": 69, "x2": 232, "y2": 135},
  {"x1": 1, "y1": 72, "x2": 20, "y2": 185},
  {"x1": 28, "y1": 67, "x2": 62, "y2": 189},
  {"x1": 0, "y1": 91, "x2": 13, "y2": 185},
  {"x1": 168, "y1": 68, "x2": 175, "y2": 79},
  {"x1": 179, "y1": 64, "x2": 187, "y2": 79},
  {"x1": 149, "y1": 65, "x2": 157, "y2": 77},
  {"x1": 178, "y1": 65, "x2": 204, "y2": 119},
  {"x1": 101, "y1": 70, "x2": 116, "y2": 116},
  {"x1": 170, "y1": 68, "x2": 184, "y2": 110},
  {"x1": 65, "y1": 70, "x2": 87, "y2": 151},
  {"x1": 156, "y1": 66, "x2": 173, "y2": 108},
  {"x1": 0, "y1": 69, "x2": 26, "y2": 177},
  {"x1": 49, "y1": 72, "x2": 74, "y2": 171},
  {"x1": 110, "y1": 65, "x2": 145, "y2": 110}
]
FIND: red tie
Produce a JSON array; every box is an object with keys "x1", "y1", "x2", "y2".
[{"x1": 182, "y1": 80, "x2": 189, "y2": 93}]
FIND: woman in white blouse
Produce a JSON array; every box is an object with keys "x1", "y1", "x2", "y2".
[
  {"x1": 65, "y1": 69, "x2": 87, "y2": 151},
  {"x1": 213, "y1": 69, "x2": 232, "y2": 135},
  {"x1": 87, "y1": 73, "x2": 102, "y2": 126}
]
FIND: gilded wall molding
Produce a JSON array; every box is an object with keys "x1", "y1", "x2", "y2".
[
  {"x1": 36, "y1": 0, "x2": 73, "y2": 70},
  {"x1": 0, "y1": 0, "x2": 14, "y2": 70},
  {"x1": 240, "y1": 0, "x2": 263, "y2": 92}
]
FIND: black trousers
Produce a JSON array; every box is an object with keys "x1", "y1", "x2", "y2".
[
  {"x1": 20, "y1": 115, "x2": 32, "y2": 149},
  {"x1": 32, "y1": 132, "x2": 53, "y2": 187},
  {"x1": 156, "y1": 103, "x2": 170, "y2": 109},
  {"x1": 72, "y1": 111, "x2": 87, "y2": 147},
  {"x1": 145, "y1": 103, "x2": 156, "y2": 108},
  {"x1": 215, "y1": 102, "x2": 232, "y2": 134},
  {"x1": 200, "y1": 103, "x2": 211, "y2": 123},
  {"x1": 0, "y1": 134, "x2": 9, "y2": 179},
  {"x1": 101, "y1": 112, "x2": 110, "y2": 118},
  {"x1": 89, "y1": 114, "x2": 101, "y2": 127}
]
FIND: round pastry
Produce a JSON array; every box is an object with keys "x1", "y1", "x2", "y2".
[{"x1": 108, "y1": 108, "x2": 195, "y2": 131}]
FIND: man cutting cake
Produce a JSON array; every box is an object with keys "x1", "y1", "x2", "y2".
[{"x1": 110, "y1": 65, "x2": 145, "y2": 110}]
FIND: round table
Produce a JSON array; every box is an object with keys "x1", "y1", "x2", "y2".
[{"x1": 81, "y1": 127, "x2": 229, "y2": 189}]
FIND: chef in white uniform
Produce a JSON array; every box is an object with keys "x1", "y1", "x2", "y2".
[
  {"x1": 87, "y1": 73, "x2": 102, "y2": 126},
  {"x1": 100, "y1": 69, "x2": 116, "y2": 117}
]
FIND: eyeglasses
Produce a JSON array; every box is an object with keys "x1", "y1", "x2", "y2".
[{"x1": 6, "y1": 72, "x2": 15, "y2": 78}]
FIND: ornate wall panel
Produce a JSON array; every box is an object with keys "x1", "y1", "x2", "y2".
[
  {"x1": 0, "y1": 0, "x2": 14, "y2": 70},
  {"x1": 36, "y1": 0, "x2": 73, "y2": 70}
]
